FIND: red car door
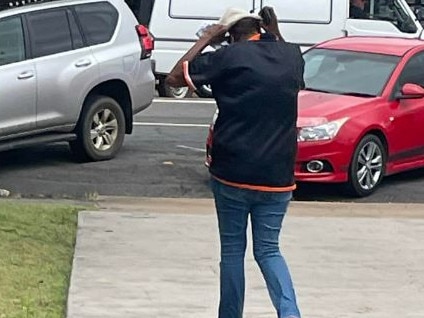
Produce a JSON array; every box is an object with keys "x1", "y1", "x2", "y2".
[{"x1": 386, "y1": 52, "x2": 424, "y2": 166}]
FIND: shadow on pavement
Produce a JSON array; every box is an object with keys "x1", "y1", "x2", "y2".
[{"x1": 0, "y1": 143, "x2": 75, "y2": 169}]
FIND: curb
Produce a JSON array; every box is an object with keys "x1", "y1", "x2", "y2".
[{"x1": 95, "y1": 196, "x2": 424, "y2": 219}]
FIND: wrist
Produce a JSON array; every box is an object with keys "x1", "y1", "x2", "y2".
[{"x1": 197, "y1": 36, "x2": 212, "y2": 47}]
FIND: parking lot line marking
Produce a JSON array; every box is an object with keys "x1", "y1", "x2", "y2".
[
  {"x1": 177, "y1": 145, "x2": 206, "y2": 153},
  {"x1": 134, "y1": 122, "x2": 210, "y2": 128},
  {"x1": 153, "y1": 98, "x2": 216, "y2": 104}
]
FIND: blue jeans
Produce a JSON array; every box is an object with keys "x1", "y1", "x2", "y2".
[{"x1": 211, "y1": 178, "x2": 300, "y2": 318}]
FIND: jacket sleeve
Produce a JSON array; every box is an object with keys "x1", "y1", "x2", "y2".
[{"x1": 183, "y1": 49, "x2": 226, "y2": 91}]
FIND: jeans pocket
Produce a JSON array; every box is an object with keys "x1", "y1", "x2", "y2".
[{"x1": 260, "y1": 190, "x2": 292, "y2": 204}]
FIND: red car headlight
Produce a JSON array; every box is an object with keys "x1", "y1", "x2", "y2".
[{"x1": 298, "y1": 118, "x2": 349, "y2": 142}]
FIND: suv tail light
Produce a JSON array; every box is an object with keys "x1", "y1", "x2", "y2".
[{"x1": 136, "y1": 25, "x2": 154, "y2": 59}]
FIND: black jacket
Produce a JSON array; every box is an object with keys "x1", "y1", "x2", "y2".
[{"x1": 186, "y1": 34, "x2": 304, "y2": 188}]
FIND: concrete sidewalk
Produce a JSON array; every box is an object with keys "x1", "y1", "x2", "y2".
[{"x1": 67, "y1": 197, "x2": 424, "y2": 318}]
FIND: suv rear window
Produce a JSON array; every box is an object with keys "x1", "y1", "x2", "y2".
[
  {"x1": 27, "y1": 9, "x2": 73, "y2": 58},
  {"x1": 74, "y1": 2, "x2": 118, "y2": 46}
]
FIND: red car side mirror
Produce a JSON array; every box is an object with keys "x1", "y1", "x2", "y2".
[{"x1": 397, "y1": 83, "x2": 424, "y2": 99}]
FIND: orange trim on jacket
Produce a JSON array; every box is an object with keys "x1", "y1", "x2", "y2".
[
  {"x1": 248, "y1": 33, "x2": 261, "y2": 41},
  {"x1": 212, "y1": 175, "x2": 296, "y2": 192},
  {"x1": 183, "y1": 61, "x2": 197, "y2": 91}
]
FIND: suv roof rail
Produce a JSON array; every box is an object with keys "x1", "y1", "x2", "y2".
[{"x1": 0, "y1": 0, "x2": 61, "y2": 11}]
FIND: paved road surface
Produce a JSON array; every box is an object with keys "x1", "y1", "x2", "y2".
[{"x1": 0, "y1": 98, "x2": 423, "y2": 203}]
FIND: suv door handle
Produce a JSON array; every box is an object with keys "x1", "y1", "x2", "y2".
[
  {"x1": 75, "y1": 59, "x2": 92, "y2": 68},
  {"x1": 17, "y1": 71, "x2": 34, "y2": 80}
]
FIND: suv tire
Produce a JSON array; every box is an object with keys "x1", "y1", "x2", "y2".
[{"x1": 70, "y1": 95, "x2": 125, "y2": 161}]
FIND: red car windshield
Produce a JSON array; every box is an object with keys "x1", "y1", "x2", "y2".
[{"x1": 303, "y1": 48, "x2": 400, "y2": 97}]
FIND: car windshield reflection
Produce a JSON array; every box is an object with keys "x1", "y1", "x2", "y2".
[{"x1": 303, "y1": 48, "x2": 400, "y2": 97}]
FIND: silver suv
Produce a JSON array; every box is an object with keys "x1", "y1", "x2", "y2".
[{"x1": 0, "y1": 0, "x2": 155, "y2": 161}]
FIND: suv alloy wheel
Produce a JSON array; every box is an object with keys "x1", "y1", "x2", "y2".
[{"x1": 70, "y1": 96, "x2": 126, "y2": 161}]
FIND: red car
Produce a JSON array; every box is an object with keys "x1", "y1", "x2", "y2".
[{"x1": 206, "y1": 36, "x2": 424, "y2": 197}]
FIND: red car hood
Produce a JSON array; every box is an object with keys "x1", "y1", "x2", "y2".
[{"x1": 297, "y1": 90, "x2": 379, "y2": 127}]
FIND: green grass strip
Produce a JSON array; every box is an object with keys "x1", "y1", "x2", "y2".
[{"x1": 0, "y1": 201, "x2": 82, "y2": 318}]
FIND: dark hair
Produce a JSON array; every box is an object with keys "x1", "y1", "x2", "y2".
[{"x1": 229, "y1": 18, "x2": 261, "y2": 42}]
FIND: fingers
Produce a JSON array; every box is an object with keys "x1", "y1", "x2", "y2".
[
  {"x1": 269, "y1": 7, "x2": 277, "y2": 18},
  {"x1": 259, "y1": 6, "x2": 278, "y2": 26}
]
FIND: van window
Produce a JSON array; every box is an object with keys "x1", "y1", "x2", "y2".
[
  {"x1": 0, "y1": 16, "x2": 25, "y2": 66},
  {"x1": 406, "y1": 0, "x2": 424, "y2": 25},
  {"x1": 169, "y1": 0, "x2": 252, "y2": 20},
  {"x1": 27, "y1": 9, "x2": 73, "y2": 58},
  {"x1": 262, "y1": 0, "x2": 331, "y2": 23},
  {"x1": 74, "y1": 2, "x2": 118, "y2": 46},
  {"x1": 351, "y1": 0, "x2": 417, "y2": 33},
  {"x1": 126, "y1": 0, "x2": 155, "y2": 26}
]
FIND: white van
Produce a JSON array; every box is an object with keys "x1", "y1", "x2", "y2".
[{"x1": 127, "y1": 0, "x2": 424, "y2": 98}]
